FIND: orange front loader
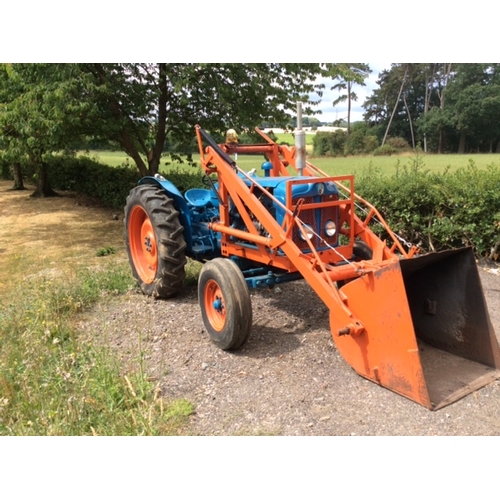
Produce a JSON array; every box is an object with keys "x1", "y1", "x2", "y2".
[{"x1": 124, "y1": 124, "x2": 500, "y2": 410}]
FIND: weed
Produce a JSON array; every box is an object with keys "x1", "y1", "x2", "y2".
[
  {"x1": 184, "y1": 259, "x2": 202, "y2": 286},
  {"x1": 96, "y1": 246, "x2": 116, "y2": 257},
  {"x1": 0, "y1": 264, "x2": 194, "y2": 436}
]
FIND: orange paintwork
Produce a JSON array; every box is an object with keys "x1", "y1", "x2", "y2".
[
  {"x1": 334, "y1": 260, "x2": 430, "y2": 407},
  {"x1": 128, "y1": 205, "x2": 158, "y2": 284},
  {"x1": 203, "y1": 279, "x2": 226, "y2": 332},
  {"x1": 195, "y1": 125, "x2": 500, "y2": 409}
]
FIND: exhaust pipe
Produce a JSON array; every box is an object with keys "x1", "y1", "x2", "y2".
[{"x1": 295, "y1": 102, "x2": 306, "y2": 176}]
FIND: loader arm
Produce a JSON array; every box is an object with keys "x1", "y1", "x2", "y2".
[
  {"x1": 197, "y1": 126, "x2": 398, "y2": 337},
  {"x1": 195, "y1": 125, "x2": 500, "y2": 410}
]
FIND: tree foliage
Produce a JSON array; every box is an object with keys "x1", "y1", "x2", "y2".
[
  {"x1": 78, "y1": 63, "x2": 333, "y2": 176},
  {"x1": 1, "y1": 63, "x2": 373, "y2": 182},
  {"x1": 0, "y1": 64, "x2": 97, "y2": 196},
  {"x1": 363, "y1": 63, "x2": 500, "y2": 154},
  {"x1": 330, "y1": 63, "x2": 371, "y2": 135}
]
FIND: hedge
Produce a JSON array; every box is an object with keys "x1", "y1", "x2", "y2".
[
  {"x1": 2, "y1": 154, "x2": 499, "y2": 259},
  {"x1": 1, "y1": 155, "x2": 206, "y2": 209},
  {"x1": 355, "y1": 159, "x2": 500, "y2": 259}
]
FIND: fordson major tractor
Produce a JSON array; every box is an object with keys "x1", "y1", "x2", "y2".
[{"x1": 124, "y1": 111, "x2": 500, "y2": 410}]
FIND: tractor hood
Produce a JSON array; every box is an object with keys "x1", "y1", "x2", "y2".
[{"x1": 249, "y1": 175, "x2": 339, "y2": 203}]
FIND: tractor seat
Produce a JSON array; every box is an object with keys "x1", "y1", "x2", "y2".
[{"x1": 185, "y1": 188, "x2": 214, "y2": 208}]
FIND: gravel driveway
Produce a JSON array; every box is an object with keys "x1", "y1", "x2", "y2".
[{"x1": 80, "y1": 266, "x2": 500, "y2": 436}]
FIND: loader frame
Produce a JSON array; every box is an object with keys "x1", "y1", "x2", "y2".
[
  {"x1": 196, "y1": 125, "x2": 415, "y2": 338},
  {"x1": 194, "y1": 125, "x2": 500, "y2": 410}
]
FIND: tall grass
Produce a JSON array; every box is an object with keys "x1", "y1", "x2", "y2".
[{"x1": 0, "y1": 263, "x2": 193, "y2": 435}]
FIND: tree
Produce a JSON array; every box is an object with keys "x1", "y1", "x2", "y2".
[
  {"x1": 364, "y1": 64, "x2": 452, "y2": 152},
  {"x1": 444, "y1": 64, "x2": 500, "y2": 153},
  {"x1": 0, "y1": 64, "x2": 97, "y2": 197},
  {"x1": 0, "y1": 63, "x2": 363, "y2": 188},
  {"x1": 330, "y1": 63, "x2": 371, "y2": 136},
  {"x1": 79, "y1": 63, "x2": 330, "y2": 177},
  {"x1": 382, "y1": 65, "x2": 409, "y2": 146},
  {"x1": 0, "y1": 65, "x2": 24, "y2": 190}
]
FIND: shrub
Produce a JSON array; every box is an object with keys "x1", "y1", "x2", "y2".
[
  {"x1": 43, "y1": 155, "x2": 141, "y2": 209},
  {"x1": 159, "y1": 167, "x2": 206, "y2": 193},
  {"x1": 363, "y1": 135, "x2": 379, "y2": 154},
  {"x1": 344, "y1": 129, "x2": 367, "y2": 155},
  {"x1": 356, "y1": 157, "x2": 500, "y2": 258},
  {"x1": 312, "y1": 130, "x2": 346, "y2": 156},
  {"x1": 8, "y1": 154, "x2": 206, "y2": 209},
  {"x1": 386, "y1": 137, "x2": 411, "y2": 151},
  {"x1": 373, "y1": 144, "x2": 397, "y2": 156}
]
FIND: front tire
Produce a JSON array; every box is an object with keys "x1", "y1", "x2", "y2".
[
  {"x1": 353, "y1": 240, "x2": 373, "y2": 261},
  {"x1": 198, "y1": 258, "x2": 252, "y2": 350},
  {"x1": 124, "y1": 184, "x2": 187, "y2": 298}
]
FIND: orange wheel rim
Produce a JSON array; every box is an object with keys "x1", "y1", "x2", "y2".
[
  {"x1": 128, "y1": 205, "x2": 157, "y2": 284},
  {"x1": 204, "y1": 279, "x2": 226, "y2": 331}
]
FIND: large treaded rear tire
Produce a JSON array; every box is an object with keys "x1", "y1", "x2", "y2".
[
  {"x1": 198, "y1": 258, "x2": 252, "y2": 350},
  {"x1": 124, "y1": 184, "x2": 187, "y2": 298}
]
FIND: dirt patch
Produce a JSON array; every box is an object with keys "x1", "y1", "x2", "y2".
[
  {"x1": 0, "y1": 180, "x2": 126, "y2": 298},
  {"x1": 4, "y1": 179, "x2": 500, "y2": 435}
]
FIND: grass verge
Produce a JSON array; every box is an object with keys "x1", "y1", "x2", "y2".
[{"x1": 0, "y1": 263, "x2": 193, "y2": 436}]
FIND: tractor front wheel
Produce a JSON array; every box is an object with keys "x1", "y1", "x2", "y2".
[
  {"x1": 198, "y1": 258, "x2": 252, "y2": 350},
  {"x1": 124, "y1": 184, "x2": 187, "y2": 298},
  {"x1": 353, "y1": 240, "x2": 373, "y2": 261}
]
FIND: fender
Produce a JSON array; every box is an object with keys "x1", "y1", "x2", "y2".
[{"x1": 138, "y1": 176, "x2": 193, "y2": 250}]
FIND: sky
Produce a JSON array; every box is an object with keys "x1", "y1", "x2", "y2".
[{"x1": 314, "y1": 63, "x2": 392, "y2": 124}]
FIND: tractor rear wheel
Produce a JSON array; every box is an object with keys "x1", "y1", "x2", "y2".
[
  {"x1": 198, "y1": 258, "x2": 252, "y2": 350},
  {"x1": 124, "y1": 184, "x2": 187, "y2": 298}
]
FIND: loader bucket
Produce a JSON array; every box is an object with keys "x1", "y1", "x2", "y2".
[{"x1": 332, "y1": 247, "x2": 500, "y2": 410}]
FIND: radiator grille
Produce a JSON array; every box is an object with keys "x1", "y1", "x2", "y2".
[{"x1": 292, "y1": 196, "x2": 339, "y2": 251}]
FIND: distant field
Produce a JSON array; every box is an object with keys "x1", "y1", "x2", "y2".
[
  {"x1": 85, "y1": 150, "x2": 500, "y2": 177},
  {"x1": 272, "y1": 132, "x2": 315, "y2": 146},
  {"x1": 80, "y1": 150, "x2": 135, "y2": 168},
  {"x1": 309, "y1": 153, "x2": 500, "y2": 176}
]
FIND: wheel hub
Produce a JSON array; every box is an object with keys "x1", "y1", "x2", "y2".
[
  {"x1": 129, "y1": 205, "x2": 158, "y2": 284},
  {"x1": 205, "y1": 280, "x2": 226, "y2": 331},
  {"x1": 213, "y1": 297, "x2": 223, "y2": 312}
]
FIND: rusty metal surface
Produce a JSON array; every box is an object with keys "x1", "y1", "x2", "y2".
[
  {"x1": 332, "y1": 248, "x2": 500, "y2": 409},
  {"x1": 401, "y1": 247, "x2": 500, "y2": 368}
]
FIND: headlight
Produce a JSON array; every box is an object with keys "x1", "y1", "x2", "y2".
[
  {"x1": 324, "y1": 220, "x2": 337, "y2": 237},
  {"x1": 299, "y1": 224, "x2": 314, "y2": 241},
  {"x1": 317, "y1": 183, "x2": 325, "y2": 195}
]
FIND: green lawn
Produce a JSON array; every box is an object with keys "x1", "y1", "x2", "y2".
[
  {"x1": 272, "y1": 132, "x2": 316, "y2": 146},
  {"x1": 80, "y1": 150, "x2": 136, "y2": 168},
  {"x1": 86, "y1": 149, "x2": 500, "y2": 178},
  {"x1": 308, "y1": 153, "x2": 500, "y2": 176}
]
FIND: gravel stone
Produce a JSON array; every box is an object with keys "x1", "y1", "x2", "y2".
[{"x1": 79, "y1": 266, "x2": 500, "y2": 435}]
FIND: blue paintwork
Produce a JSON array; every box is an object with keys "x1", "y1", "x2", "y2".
[{"x1": 138, "y1": 173, "x2": 340, "y2": 282}]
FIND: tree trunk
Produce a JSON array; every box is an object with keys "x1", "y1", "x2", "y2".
[
  {"x1": 438, "y1": 128, "x2": 445, "y2": 154},
  {"x1": 458, "y1": 131, "x2": 466, "y2": 154},
  {"x1": 423, "y1": 64, "x2": 436, "y2": 153},
  {"x1": 92, "y1": 63, "x2": 152, "y2": 178},
  {"x1": 11, "y1": 162, "x2": 25, "y2": 190},
  {"x1": 437, "y1": 64, "x2": 452, "y2": 155},
  {"x1": 148, "y1": 63, "x2": 168, "y2": 175},
  {"x1": 30, "y1": 158, "x2": 58, "y2": 198},
  {"x1": 403, "y1": 94, "x2": 415, "y2": 149},
  {"x1": 382, "y1": 66, "x2": 408, "y2": 146},
  {"x1": 347, "y1": 81, "x2": 351, "y2": 137}
]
